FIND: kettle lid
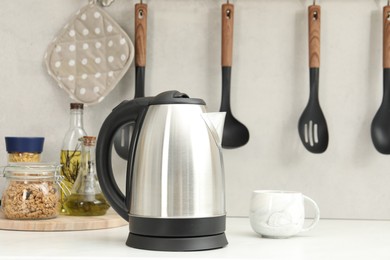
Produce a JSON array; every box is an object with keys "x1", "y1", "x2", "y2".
[{"x1": 150, "y1": 91, "x2": 206, "y2": 105}]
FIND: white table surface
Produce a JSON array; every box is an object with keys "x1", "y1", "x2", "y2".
[{"x1": 0, "y1": 217, "x2": 389, "y2": 260}]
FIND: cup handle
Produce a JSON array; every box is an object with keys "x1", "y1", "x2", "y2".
[{"x1": 300, "y1": 195, "x2": 320, "y2": 232}]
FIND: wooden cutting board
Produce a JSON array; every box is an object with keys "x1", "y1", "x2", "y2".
[{"x1": 0, "y1": 209, "x2": 127, "y2": 231}]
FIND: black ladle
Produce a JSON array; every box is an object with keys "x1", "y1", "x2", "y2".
[
  {"x1": 220, "y1": 3, "x2": 249, "y2": 149},
  {"x1": 113, "y1": 3, "x2": 147, "y2": 159},
  {"x1": 298, "y1": 4, "x2": 328, "y2": 154},
  {"x1": 371, "y1": 4, "x2": 390, "y2": 154}
]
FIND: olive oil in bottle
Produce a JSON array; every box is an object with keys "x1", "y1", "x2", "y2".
[
  {"x1": 63, "y1": 193, "x2": 110, "y2": 216},
  {"x1": 63, "y1": 136, "x2": 110, "y2": 216},
  {"x1": 60, "y1": 150, "x2": 81, "y2": 205}
]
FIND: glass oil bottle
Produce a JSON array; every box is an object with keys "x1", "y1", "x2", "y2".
[
  {"x1": 60, "y1": 103, "x2": 87, "y2": 214},
  {"x1": 63, "y1": 136, "x2": 110, "y2": 216}
]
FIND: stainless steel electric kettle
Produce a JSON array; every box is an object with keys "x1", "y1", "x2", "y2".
[{"x1": 96, "y1": 91, "x2": 228, "y2": 251}]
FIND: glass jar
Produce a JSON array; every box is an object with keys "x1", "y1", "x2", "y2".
[
  {"x1": 1, "y1": 163, "x2": 62, "y2": 220},
  {"x1": 5, "y1": 137, "x2": 45, "y2": 163}
]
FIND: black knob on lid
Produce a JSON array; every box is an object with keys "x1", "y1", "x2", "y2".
[{"x1": 150, "y1": 91, "x2": 205, "y2": 105}]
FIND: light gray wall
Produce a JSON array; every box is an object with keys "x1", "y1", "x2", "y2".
[{"x1": 1, "y1": 0, "x2": 389, "y2": 219}]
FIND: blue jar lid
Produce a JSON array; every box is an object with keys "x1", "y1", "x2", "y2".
[{"x1": 5, "y1": 137, "x2": 45, "y2": 153}]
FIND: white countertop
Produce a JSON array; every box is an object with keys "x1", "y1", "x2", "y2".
[{"x1": 1, "y1": 217, "x2": 389, "y2": 260}]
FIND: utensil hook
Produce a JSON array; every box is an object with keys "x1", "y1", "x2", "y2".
[
  {"x1": 138, "y1": 0, "x2": 145, "y2": 19},
  {"x1": 313, "y1": 0, "x2": 318, "y2": 5}
]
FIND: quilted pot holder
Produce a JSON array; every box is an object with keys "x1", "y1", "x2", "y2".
[{"x1": 44, "y1": 1, "x2": 134, "y2": 105}]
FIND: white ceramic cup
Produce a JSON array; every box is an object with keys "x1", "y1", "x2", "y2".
[{"x1": 249, "y1": 190, "x2": 320, "y2": 238}]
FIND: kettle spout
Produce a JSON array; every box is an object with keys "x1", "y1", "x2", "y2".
[{"x1": 201, "y1": 112, "x2": 226, "y2": 146}]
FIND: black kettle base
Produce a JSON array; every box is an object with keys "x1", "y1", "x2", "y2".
[{"x1": 126, "y1": 232, "x2": 228, "y2": 251}]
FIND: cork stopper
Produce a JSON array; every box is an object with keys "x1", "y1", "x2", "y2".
[
  {"x1": 82, "y1": 136, "x2": 96, "y2": 146},
  {"x1": 70, "y1": 103, "x2": 84, "y2": 110}
]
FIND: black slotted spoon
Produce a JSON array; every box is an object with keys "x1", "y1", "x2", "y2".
[{"x1": 298, "y1": 3, "x2": 329, "y2": 153}]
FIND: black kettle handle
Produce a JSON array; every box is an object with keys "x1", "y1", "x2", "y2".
[{"x1": 96, "y1": 97, "x2": 151, "y2": 221}]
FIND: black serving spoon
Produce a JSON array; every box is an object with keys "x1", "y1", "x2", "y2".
[
  {"x1": 371, "y1": 4, "x2": 390, "y2": 154},
  {"x1": 220, "y1": 2, "x2": 250, "y2": 149},
  {"x1": 298, "y1": 3, "x2": 329, "y2": 153}
]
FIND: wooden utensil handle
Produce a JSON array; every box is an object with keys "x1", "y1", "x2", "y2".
[
  {"x1": 309, "y1": 5, "x2": 321, "y2": 68},
  {"x1": 222, "y1": 3, "x2": 234, "y2": 67},
  {"x1": 384, "y1": 6, "x2": 390, "y2": 68},
  {"x1": 135, "y1": 3, "x2": 147, "y2": 67}
]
